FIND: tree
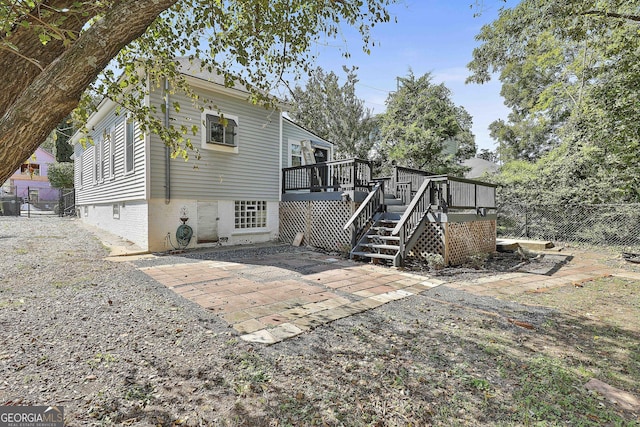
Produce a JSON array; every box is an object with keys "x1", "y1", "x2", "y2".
[
  {"x1": 477, "y1": 148, "x2": 498, "y2": 163},
  {"x1": 40, "y1": 116, "x2": 75, "y2": 162},
  {"x1": 468, "y1": 0, "x2": 640, "y2": 202},
  {"x1": 54, "y1": 116, "x2": 74, "y2": 162},
  {"x1": 288, "y1": 66, "x2": 376, "y2": 159},
  {"x1": 379, "y1": 71, "x2": 476, "y2": 175},
  {"x1": 47, "y1": 162, "x2": 74, "y2": 189},
  {"x1": 0, "y1": 0, "x2": 396, "y2": 184}
]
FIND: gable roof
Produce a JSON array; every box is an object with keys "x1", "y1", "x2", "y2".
[
  {"x1": 282, "y1": 116, "x2": 334, "y2": 149},
  {"x1": 462, "y1": 157, "x2": 499, "y2": 179},
  {"x1": 175, "y1": 57, "x2": 289, "y2": 108},
  {"x1": 71, "y1": 58, "x2": 290, "y2": 147}
]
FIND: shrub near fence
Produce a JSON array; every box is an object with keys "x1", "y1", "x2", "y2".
[{"x1": 497, "y1": 203, "x2": 640, "y2": 249}]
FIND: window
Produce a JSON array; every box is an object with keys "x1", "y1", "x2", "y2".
[
  {"x1": 290, "y1": 143, "x2": 302, "y2": 167},
  {"x1": 108, "y1": 126, "x2": 116, "y2": 179},
  {"x1": 28, "y1": 189, "x2": 39, "y2": 203},
  {"x1": 94, "y1": 138, "x2": 102, "y2": 183},
  {"x1": 113, "y1": 203, "x2": 120, "y2": 219},
  {"x1": 206, "y1": 114, "x2": 237, "y2": 146},
  {"x1": 20, "y1": 163, "x2": 40, "y2": 176},
  {"x1": 201, "y1": 110, "x2": 239, "y2": 153},
  {"x1": 235, "y1": 201, "x2": 267, "y2": 229},
  {"x1": 100, "y1": 132, "x2": 106, "y2": 181},
  {"x1": 124, "y1": 117, "x2": 135, "y2": 173},
  {"x1": 77, "y1": 156, "x2": 83, "y2": 187}
]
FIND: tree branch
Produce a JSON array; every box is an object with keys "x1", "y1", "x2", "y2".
[
  {"x1": 0, "y1": 0, "x2": 178, "y2": 183},
  {"x1": 581, "y1": 10, "x2": 640, "y2": 23},
  {"x1": 0, "y1": 0, "x2": 94, "y2": 114}
]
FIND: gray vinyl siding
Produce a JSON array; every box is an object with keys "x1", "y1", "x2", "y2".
[
  {"x1": 281, "y1": 119, "x2": 333, "y2": 167},
  {"x1": 74, "y1": 108, "x2": 146, "y2": 205},
  {"x1": 149, "y1": 86, "x2": 281, "y2": 201}
]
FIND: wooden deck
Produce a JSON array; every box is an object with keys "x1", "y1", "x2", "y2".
[{"x1": 280, "y1": 159, "x2": 498, "y2": 266}]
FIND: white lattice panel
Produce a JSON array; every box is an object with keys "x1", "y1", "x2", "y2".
[
  {"x1": 309, "y1": 201, "x2": 353, "y2": 252},
  {"x1": 279, "y1": 202, "x2": 309, "y2": 245},
  {"x1": 280, "y1": 201, "x2": 355, "y2": 253}
]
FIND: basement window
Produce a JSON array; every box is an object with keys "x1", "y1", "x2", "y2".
[{"x1": 235, "y1": 201, "x2": 267, "y2": 229}]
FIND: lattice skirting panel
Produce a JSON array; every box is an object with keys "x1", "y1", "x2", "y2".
[
  {"x1": 279, "y1": 202, "x2": 310, "y2": 245},
  {"x1": 445, "y1": 220, "x2": 496, "y2": 266},
  {"x1": 408, "y1": 222, "x2": 445, "y2": 260},
  {"x1": 279, "y1": 201, "x2": 356, "y2": 253}
]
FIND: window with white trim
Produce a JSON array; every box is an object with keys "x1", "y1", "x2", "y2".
[
  {"x1": 234, "y1": 201, "x2": 267, "y2": 229},
  {"x1": 100, "y1": 131, "x2": 106, "y2": 181},
  {"x1": 77, "y1": 155, "x2": 83, "y2": 188},
  {"x1": 108, "y1": 126, "x2": 116, "y2": 179},
  {"x1": 206, "y1": 114, "x2": 237, "y2": 146},
  {"x1": 290, "y1": 142, "x2": 302, "y2": 167},
  {"x1": 94, "y1": 137, "x2": 102, "y2": 184},
  {"x1": 124, "y1": 117, "x2": 135, "y2": 173},
  {"x1": 201, "y1": 110, "x2": 239, "y2": 152}
]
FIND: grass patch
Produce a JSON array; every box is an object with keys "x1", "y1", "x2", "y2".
[
  {"x1": 0, "y1": 298, "x2": 24, "y2": 308},
  {"x1": 228, "y1": 352, "x2": 272, "y2": 397},
  {"x1": 87, "y1": 352, "x2": 118, "y2": 369},
  {"x1": 512, "y1": 356, "x2": 629, "y2": 426},
  {"x1": 513, "y1": 276, "x2": 640, "y2": 333},
  {"x1": 124, "y1": 383, "x2": 155, "y2": 407}
]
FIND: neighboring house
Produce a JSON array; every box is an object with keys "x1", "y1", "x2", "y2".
[
  {"x1": 71, "y1": 59, "x2": 332, "y2": 252},
  {"x1": 2, "y1": 147, "x2": 58, "y2": 208},
  {"x1": 462, "y1": 157, "x2": 499, "y2": 179}
]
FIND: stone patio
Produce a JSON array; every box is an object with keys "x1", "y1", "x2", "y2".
[
  {"x1": 139, "y1": 250, "x2": 443, "y2": 344},
  {"x1": 134, "y1": 247, "x2": 636, "y2": 345}
]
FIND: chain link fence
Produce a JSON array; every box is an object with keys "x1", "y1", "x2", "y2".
[{"x1": 497, "y1": 203, "x2": 640, "y2": 250}]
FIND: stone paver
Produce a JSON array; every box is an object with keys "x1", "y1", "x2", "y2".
[{"x1": 138, "y1": 248, "x2": 623, "y2": 344}]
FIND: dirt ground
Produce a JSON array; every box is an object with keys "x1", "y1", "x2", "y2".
[{"x1": 0, "y1": 217, "x2": 638, "y2": 426}]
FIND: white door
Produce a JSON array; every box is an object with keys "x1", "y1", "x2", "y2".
[{"x1": 197, "y1": 201, "x2": 218, "y2": 243}]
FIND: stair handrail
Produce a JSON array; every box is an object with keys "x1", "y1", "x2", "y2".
[
  {"x1": 391, "y1": 178, "x2": 433, "y2": 264},
  {"x1": 343, "y1": 182, "x2": 384, "y2": 246}
]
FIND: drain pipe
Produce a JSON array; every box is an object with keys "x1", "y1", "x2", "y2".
[{"x1": 164, "y1": 77, "x2": 171, "y2": 204}]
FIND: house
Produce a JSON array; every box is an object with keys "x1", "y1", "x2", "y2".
[
  {"x1": 462, "y1": 157, "x2": 499, "y2": 179},
  {"x1": 71, "y1": 59, "x2": 333, "y2": 252},
  {"x1": 1, "y1": 147, "x2": 58, "y2": 209},
  {"x1": 73, "y1": 59, "x2": 497, "y2": 265}
]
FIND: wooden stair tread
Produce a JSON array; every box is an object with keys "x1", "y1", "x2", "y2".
[
  {"x1": 351, "y1": 251, "x2": 396, "y2": 260},
  {"x1": 359, "y1": 243, "x2": 400, "y2": 250},
  {"x1": 366, "y1": 235, "x2": 400, "y2": 241}
]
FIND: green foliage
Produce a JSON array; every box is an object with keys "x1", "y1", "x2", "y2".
[
  {"x1": 47, "y1": 162, "x2": 74, "y2": 189},
  {"x1": 54, "y1": 116, "x2": 74, "y2": 162},
  {"x1": 476, "y1": 149, "x2": 498, "y2": 163},
  {"x1": 470, "y1": 0, "x2": 640, "y2": 203},
  {"x1": 288, "y1": 66, "x2": 376, "y2": 159},
  {"x1": 424, "y1": 253, "x2": 445, "y2": 271},
  {"x1": 74, "y1": 0, "x2": 397, "y2": 161},
  {"x1": 1, "y1": 0, "x2": 397, "y2": 174},
  {"x1": 379, "y1": 71, "x2": 476, "y2": 175}
]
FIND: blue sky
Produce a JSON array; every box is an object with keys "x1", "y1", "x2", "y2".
[{"x1": 307, "y1": 0, "x2": 515, "y2": 152}]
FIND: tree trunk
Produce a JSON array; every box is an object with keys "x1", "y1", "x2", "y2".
[
  {"x1": 0, "y1": 0, "x2": 178, "y2": 184},
  {"x1": 0, "y1": 0, "x2": 93, "y2": 115}
]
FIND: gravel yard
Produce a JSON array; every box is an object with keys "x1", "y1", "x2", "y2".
[{"x1": 1, "y1": 217, "x2": 638, "y2": 426}]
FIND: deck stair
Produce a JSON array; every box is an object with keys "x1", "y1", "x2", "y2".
[{"x1": 350, "y1": 194, "x2": 407, "y2": 264}]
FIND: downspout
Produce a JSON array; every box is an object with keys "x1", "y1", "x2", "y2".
[
  {"x1": 164, "y1": 77, "x2": 171, "y2": 204},
  {"x1": 278, "y1": 110, "x2": 283, "y2": 200}
]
